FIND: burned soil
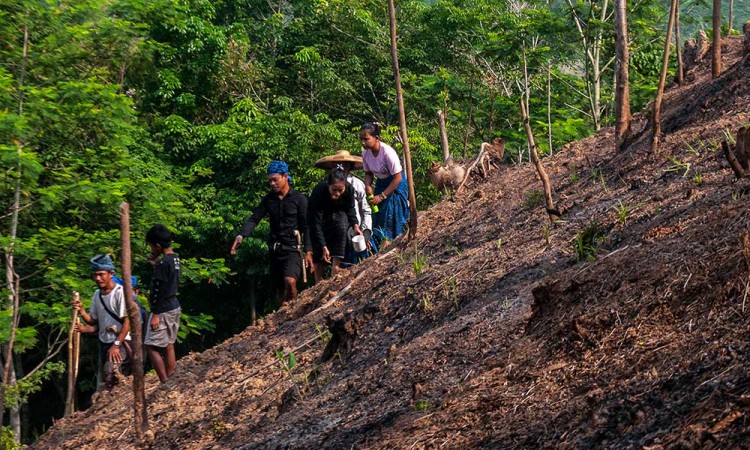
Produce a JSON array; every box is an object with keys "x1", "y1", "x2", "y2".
[{"x1": 34, "y1": 37, "x2": 750, "y2": 449}]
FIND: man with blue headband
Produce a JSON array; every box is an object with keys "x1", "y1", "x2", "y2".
[
  {"x1": 72, "y1": 254, "x2": 132, "y2": 390},
  {"x1": 230, "y1": 160, "x2": 313, "y2": 306}
]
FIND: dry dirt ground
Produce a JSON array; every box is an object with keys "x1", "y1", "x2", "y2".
[{"x1": 33, "y1": 37, "x2": 750, "y2": 449}]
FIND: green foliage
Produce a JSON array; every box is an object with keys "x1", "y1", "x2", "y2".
[
  {"x1": 574, "y1": 222, "x2": 606, "y2": 262},
  {"x1": 523, "y1": 190, "x2": 544, "y2": 211},
  {"x1": 611, "y1": 201, "x2": 629, "y2": 226},
  {"x1": 275, "y1": 349, "x2": 297, "y2": 372},
  {"x1": 177, "y1": 312, "x2": 216, "y2": 342},
  {"x1": 0, "y1": 0, "x2": 696, "y2": 440},
  {"x1": 412, "y1": 245, "x2": 428, "y2": 277},
  {"x1": 1, "y1": 427, "x2": 21, "y2": 450},
  {"x1": 4, "y1": 362, "x2": 65, "y2": 407}
]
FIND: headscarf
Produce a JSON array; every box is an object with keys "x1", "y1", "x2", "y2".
[
  {"x1": 267, "y1": 160, "x2": 293, "y2": 185},
  {"x1": 90, "y1": 254, "x2": 115, "y2": 272}
]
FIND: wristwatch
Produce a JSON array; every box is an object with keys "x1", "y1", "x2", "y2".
[{"x1": 113, "y1": 340, "x2": 121, "y2": 347}]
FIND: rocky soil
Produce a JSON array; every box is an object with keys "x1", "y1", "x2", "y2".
[{"x1": 33, "y1": 37, "x2": 750, "y2": 449}]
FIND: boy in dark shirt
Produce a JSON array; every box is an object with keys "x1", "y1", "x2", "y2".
[{"x1": 145, "y1": 224, "x2": 181, "y2": 383}]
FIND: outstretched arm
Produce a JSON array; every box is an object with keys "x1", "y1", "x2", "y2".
[{"x1": 231, "y1": 198, "x2": 268, "y2": 255}]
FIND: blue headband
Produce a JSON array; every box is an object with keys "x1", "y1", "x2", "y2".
[
  {"x1": 90, "y1": 254, "x2": 115, "y2": 272},
  {"x1": 267, "y1": 160, "x2": 293, "y2": 185}
]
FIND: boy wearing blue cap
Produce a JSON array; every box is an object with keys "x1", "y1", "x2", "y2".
[
  {"x1": 72, "y1": 254, "x2": 132, "y2": 390},
  {"x1": 230, "y1": 160, "x2": 313, "y2": 306}
]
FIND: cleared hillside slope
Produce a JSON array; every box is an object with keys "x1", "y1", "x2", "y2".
[{"x1": 34, "y1": 36, "x2": 750, "y2": 449}]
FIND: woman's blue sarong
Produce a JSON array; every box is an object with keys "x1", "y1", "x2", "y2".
[
  {"x1": 343, "y1": 233, "x2": 378, "y2": 267},
  {"x1": 372, "y1": 172, "x2": 409, "y2": 246}
]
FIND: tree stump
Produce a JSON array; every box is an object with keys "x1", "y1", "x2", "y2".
[
  {"x1": 684, "y1": 38, "x2": 698, "y2": 73},
  {"x1": 722, "y1": 126, "x2": 750, "y2": 179},
  {"x1": 321, "y1": 314, "x2": 358, "y2": 362},
  {"x1": 697, "y1": 30, "x2": 710, "y2": 63}
]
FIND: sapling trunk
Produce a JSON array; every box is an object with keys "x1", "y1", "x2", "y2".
[
  {"x1": 651, "y1": 0, "x2": 679, "y2": 152},
  {"x1": 519, "y1": 98, "x2": 558, "y2": 222},
  {"x1": 387, "y1": 0, "x2": 418, "y2": 240},
  {"x1": 119, "y1": 202, "x2": 149, "y2": 439}
]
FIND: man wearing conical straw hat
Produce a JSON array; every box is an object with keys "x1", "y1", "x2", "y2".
[{"x1": 315, "y1": 151, "x2": 377, "y2": 269}]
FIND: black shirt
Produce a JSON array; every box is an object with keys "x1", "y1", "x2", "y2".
[
  {"x1": 308, "y1": 181, "x2": 359, "y2": 249},
  {"x1": 240, "y1": 189, "x2": 312, "y2": 252},
  {"x1": 150, "y1": 253, "x2": 181, "y2": 314}
]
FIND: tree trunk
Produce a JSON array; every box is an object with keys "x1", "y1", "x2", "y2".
[
  {"x1": 547, "y1": 65, "x2": 553, "y2": 155},
  {"x1": 0, "y1": 24, "x2": 28, "y2": 437},
  {"x1": 250, "y1": 282, "x2": 256, "y2": 325},
  {"x1": 119, "y1": 203, "x2": 149, "y2": 439},
  {"x1": 614, "y1": 0, "x2": 631, "y2": 151},
  {"x1": 8, "y1": 359, "x2": 20, "y2": 441},
  {"x1": 462, "y1": 76, "x2": 474, "y2": 158},
  {"x1": 651, "y1": 0, "x2": 679, "y2": 153},
  {"x1": 519, "y1": 98, "x2": 558, "y2": 222},
  {"x1": 712, "y1": 0, "x2": 722, "y2": 77},
  {"x1": 387, "y1": 0, "x2": 418, "y2": 240},
  {"x1": 675, "y1": 0, "x2": 684, "y2": 85},
  {"x1": 728, "y1": 0, "x2": 734, "y2": 35},
  {"x1": 438, "y1": 110, "x2": 450, "y2": 163},
  {"x1": 565, "y1": 0, "x2": 609, "y2": 130}
]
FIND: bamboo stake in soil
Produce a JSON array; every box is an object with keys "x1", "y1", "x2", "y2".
[
  {"x1": 119, "y1": 203, "x2": 149, "y2": 439},
  {"x1": 387, "y1": 0, "x2": 418, "y2": 241},
  {"x1": 519, "y1": 98, "x2": 559, "y2": 222},
  {"x1": 650, "y1": 0, "x2": 679, "y2": 152},
  {"x1": 64, "y1": 292, "x2": 80, "y2": 417},
  {"x1": 675, "y1": 0, "x2": 684, "y2": 85}
]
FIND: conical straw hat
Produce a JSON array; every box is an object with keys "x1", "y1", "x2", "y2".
[{"x1": 314, "y1": 150, "x2": 363, "y2": 170}]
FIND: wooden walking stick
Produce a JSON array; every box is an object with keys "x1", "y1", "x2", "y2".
[
  {"x1": 294, "y1": 230, "x2": 307, "y2": 283},
  {"x1": 64, "y1": 291, "x2": 80, "y2": 417}
]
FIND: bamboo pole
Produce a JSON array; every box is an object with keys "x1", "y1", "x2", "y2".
[
  {"x1": 64, "y1": 292, "x2": 80, "y2": 417},
  {"x1": 675, "y1": 0, "x2": 684, "y2": 85},
  {"x1": 387, "y1": 0, "x2": 418, "y2": 241},
  {"x1": 119, "y1": 203, "x2": 149, "y2": 439},
  {"x1": 650, "y1": 0, "x2": 679, "y2": 152}
]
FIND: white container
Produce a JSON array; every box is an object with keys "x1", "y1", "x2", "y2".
[{"x1": 352, "y1": 234, "x2": 367, "y2": 252}]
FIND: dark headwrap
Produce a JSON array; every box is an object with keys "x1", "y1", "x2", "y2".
[
  {"x1": 267, "y1": 160, "x2": 293, "y2": 185},
  {"x1": 90, "y1": 254, "x2": 115, "y2": 272}
]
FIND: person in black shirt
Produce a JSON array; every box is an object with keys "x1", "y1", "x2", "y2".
[
  {"x1": 309, "y1": 167, "x2": 362, "y2": 281},
  {"x1": 230, "y1": 160, "x2": 313, "y2": 306},
  {"x1": 145, "y1": 224, "x2": 181, "y2": 383}
]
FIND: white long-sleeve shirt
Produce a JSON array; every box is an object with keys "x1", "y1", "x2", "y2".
[{"x1": 347, "y1": 174, "x2": 372, "y2": 231}]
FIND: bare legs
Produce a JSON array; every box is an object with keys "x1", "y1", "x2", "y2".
[
  {"x1": 147, "y1": 344, "x2": 176, "y2": 383},
  {"x1": 280, "y1": 277, "x2": 298, "y2": 306}
]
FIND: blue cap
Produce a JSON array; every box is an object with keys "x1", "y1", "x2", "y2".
[{"x1": 112, "y1": 275, "x2": 138, "y2": 289}]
